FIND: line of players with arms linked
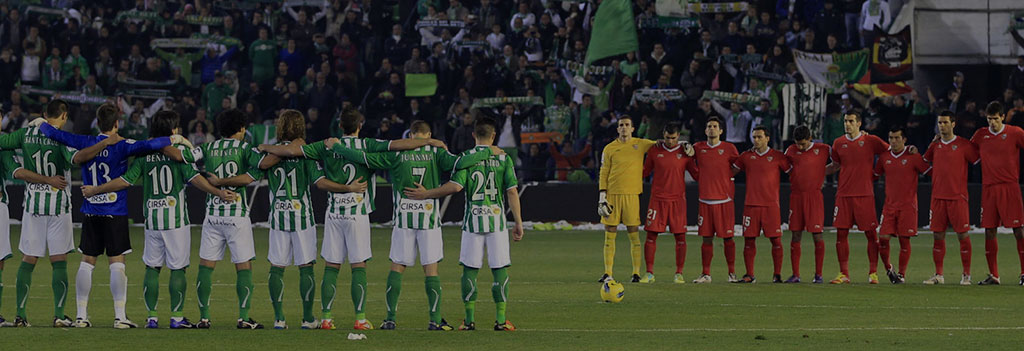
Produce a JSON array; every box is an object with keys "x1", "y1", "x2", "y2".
[
  {"x1": 597, "y1": 101, "x2": 1024, "y2": 288},
  {"x1": 0, "y1": 99, "x2": 524, "y2": 333}
]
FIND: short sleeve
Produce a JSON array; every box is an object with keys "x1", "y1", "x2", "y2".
[
  {"x1": 503, "y1": 157, "x2": 518, "y2": 190},
  {"x1": 307, "y1": 159, "x2": 325, "y2": 182},
  {"x1": 244, "y1": 147, "x2": 264, "y2": 180},
  {"x1": 0, "y1": 150, "x2": 21, "y2": 179},
  {"x1": 0, "y1": 128, "x2": 26, "y2": 150},
  {"x1": 450, "y1": 168, "x2": 468, "y2": 188},
  {"x1": 363, "y1": 138, "x2": 391, "y2": 152},
  {"x1": 121, "y1": 158, "x2": 144, "y2": 185},
  {"x1": 300, "y1": 141, "x2": 325, "y2": 160},
  {"x1": 61, "y1": 146, "x2": 77, "y2": 164},
  {"x1": 183, "y1": 145, "x2": 204, "y2": 163},
  {"x1": 179, "y1": 160, "x2": 200, "y2": 182}
]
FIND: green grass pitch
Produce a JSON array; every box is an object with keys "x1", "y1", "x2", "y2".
[{"x1": 3, "y1": 226, "x2": 1024, "y2": 349}]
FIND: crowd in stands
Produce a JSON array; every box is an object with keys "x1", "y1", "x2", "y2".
[{"x1": 1, "y1": 0, "x2": 1022, "y2": 183}]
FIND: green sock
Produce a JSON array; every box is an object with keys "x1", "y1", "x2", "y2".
[
  {"x1": 236, "y1": 269, "x2": 253, "y2": 320},
  {"x1": 425, "y1": 276, "x2": 442, "y2": 323},
  {"x1": 384, "y1": 270, "x2": 402, "y2": 321},
  {"x1": 268, "y1": 266, "x2": 285, "y2": 321},
  {"x1": 320, "y1": 266, "x2": 339, "y2": 320},
  {"x1": 299, "y1": 265, "x2": 315, "y2": 323},
  {"x1": 51, "y1": 260, "x2": 67, "y2": 318},
  {"x1": 16, "y1": 261, "x2": 35, "y2": 318},
  {"x1": 461, "y1": 266, "x2": 479, "y2": 324},
  {"x1": 169, "y1": 269, "x2": 187, "y2": 318},
  {"x1": 350, "y1": 267, "x2": 367, "y2": 320},
  {"x1": 197, "y1": 266, "x2": 214, "y2": 319},
  {"x1": 492, "y1": 268, "x2": 509, "y2": 324},
  {"x1": 144, "y1": 266, "x2": 160, "y2": 318}
]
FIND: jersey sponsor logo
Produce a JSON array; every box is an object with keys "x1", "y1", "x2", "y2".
[
  {"x1": 87, "y1": 192, "x2": 118, "y2": 204},
  {"x1": 206, "y1": 217, "x2": 238, "y2": 227},
  {"x1": 326, "y1": 213, "x2": 361, "y2": 221},
  {"x1": 147, "y1": 196, "x2": 177, "y2": 209},
  {"x1": 399, "y1": 198, "x2": 434, "y2": 213},
  {"x1": 470, "y1": 204, "x2": 502, "y2": 216},
  {"x1": 27, "y1": 183, "x2": 60, "y2": 193},
  {"x1": 275, "y1": 199, "x2": 302, "y2": 211},
  {"x1": 333, "y1": 192, "x2": 365, "y2": 207},
  {"x1": 211, "y1": 196, "x2": 240, "y2": 206},
  {"x1": 657, "y1": 154, "x2": 664, "y2": 157}
]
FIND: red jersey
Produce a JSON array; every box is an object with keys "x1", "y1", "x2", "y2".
[
  {"x1": 733, "y1": 148, "x2": 790, "y2": 206},
  {"x1": 832, "y1": 133, "x2": 888, "y2": 197},
  {"x1": 643, "y1": 143, "x2": 698, "y2": 201},
  {"x1": 874, "y1": 149, "x2": 930, "y2": 208},
  {"x1": 785, "y1": 143, "x2": 831, "y2": 194},
  {"x1": 923, "y1": 136, "x2": 979, "y2": 200},
  {"x1": 693, "y1": 141, "x2": 739, "y2": 201},
  {"x1": 970, "y1": 125, "x2": 1024, "y2": 186}
]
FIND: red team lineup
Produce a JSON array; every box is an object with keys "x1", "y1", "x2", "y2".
[{"x1": 605, "y1": 104, "x2": 1024, "y2": 286}]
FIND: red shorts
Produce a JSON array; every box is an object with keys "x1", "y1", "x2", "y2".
[
  {"x1": 646, "y1": 199, "x2": 687, "y2": 233},
  {"x1": 789, "y1": 191, "x2": 824, "y2": 233},
  {"x1": 981, "y1": 183, "x2": 1024, "y2": 229},
  {"x1": 879, "y1": 205, "x2": 918, "y2": 237},
  {"x1": 698, "y1": 201, "x2": 735, "y2": 238},
  {"x1": 930, "y1": 198, "x2": 970, "y2": 233},
  {"x1": 833, "y1": 196, "x2": 878, "y2": 231},
  {"x1": 742, "y1": 205, "x2": 782, "y2": 238}
]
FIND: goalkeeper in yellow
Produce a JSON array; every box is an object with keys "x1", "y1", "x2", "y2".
[{"x1": 598, "y1": 116, "x2": 692, "y2": 283}]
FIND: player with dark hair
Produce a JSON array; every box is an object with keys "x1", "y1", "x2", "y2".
[
  {"x1": 874, "y1": 127, "x2": 930, "y2": 284},
  {"x1": 923, "y1": 111, "x2": 979, "y2": 285},
  {"x1": 639, "y1": 122, "x2": 697, "y2": 284},
  {"x1": 732, "y1": 126, "x2": 790, "y2": 283},
  {"x1": 971, "y1": 101, "x2": 1024, "y2": 285},
  {"x1": 692, "y1": 117, "x2": 740, "y2": 283},
  {"x1": 783, "y1": 125, "x2": 831, "y2": 283},
  {"x1": 830, "y1": 111, "x2": 889, "y2": 284}
]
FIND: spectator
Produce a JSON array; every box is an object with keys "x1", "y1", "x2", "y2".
[
  {"x1": 188, "y1": 120, "x2": 214, "y2": 145},
  {"x1": 451, "y1": 112, "x2": 476, "y2": 154},
  {"x1": 860, "y1": 0, "x2": 891, "y2": 46},
  {"x1": 1, "y1": 104, "x2": 26, "y2": 133},
  {"x1": 202, "y1": 71, "x2": 235, "y2": 117},
  {"x1": 548, "y1": 138, "x2": 592, "y2": 181},
  {"x1": 710, "y1": 99, "x2": 754, "y2": 151},
  {"x1": 522, "y1": 143, "x2": 548, "y2": 182},
  {"x1": 198, "y1": 45, "x2": 237, "y2": 84},
  {"x1": 248, "y1": 27, "x2": 278, "y2": 86}
]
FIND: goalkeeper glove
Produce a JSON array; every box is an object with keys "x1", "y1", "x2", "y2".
[
  {"x1": 27, "y1": 117, "x2": 47, "y2": 127},
  {"x1": 597, "y1": 190, "x2": 613, "y2": 218},
  {"x1": 170, "y1": 134, "x2": 194, "y2": 149}
]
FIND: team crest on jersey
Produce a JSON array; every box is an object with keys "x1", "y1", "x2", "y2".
[
  {"x1": 657, "y1": 154, "x2": 664, "y2": 157},
  {"x1": 676, "y1": 154, "x2": 682, "y2": 159},
  {"x1": 813, "y1": 149, "x2": 819, "y2": 155},
  {"x1": 858, "y1": 140, "x2": 864, "y2": 146},
  {"x1": 767, "y1": 156, "x2": 773, "y2": 161},
  {"x1": 842, "y1": 144, "x2": 848, "y2": 148},
  {"x1": 886, "y1": 160, "x2": 892, "y2": 164},
  {"x1": 750, "y1": 155, "x2": 756, "y2": 159},
  {"x1": 1002, "y1": 134, "x2": 1008, "y2": 139},
  {"x1": 633, "y1": 144, "x2": 639, "y2": 150},
  {"x1": 952, "y1": 145, "x2": 958, "y2": 150},
  {"x1": 901, "y1": 159, "x2": 907, "y2": 165},
  {"x1": 718, "y1": 149, "x2": 724, "y2": 155}
]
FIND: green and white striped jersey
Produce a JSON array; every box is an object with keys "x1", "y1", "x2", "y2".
[
  {"x1": 301, "y1": 137, "x2": 390, "y2": 216},
  {"x1": 330, "y1": 143, "x2": 493, "y2": 230},
  {"x1": 0, "y1": 150, "x2": 22, "y2": 204},
  {"x1": 121, "y1": 148, "x2": 200, "y2": 230},
  {"x1": 450, "y1": 146, "x2": 518, "y2": 233},
  {"x1": 184, "y1": 138, "x2": 263, "y2": 217},
  {"x1": 0, "y1": 126, "x2": 77, "y2": 215},
  {"x1": 263, "y1": 142, "x2": 325, "y2": 232}
]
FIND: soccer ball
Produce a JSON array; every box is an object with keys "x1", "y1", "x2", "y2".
[{"x1": 600, "y1": 280, "x2": 625, "y2": 303}]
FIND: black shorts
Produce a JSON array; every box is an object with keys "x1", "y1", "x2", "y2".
[{"x1": 80, "y1": 215, "x2": 131, "y2": 257}]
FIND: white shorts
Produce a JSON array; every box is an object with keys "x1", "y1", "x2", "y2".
[
  {"x1": 19, "y1": 211, "x2": 73, "y2": 257},
  {"x1": 200, "y1": 216, "x2": 256, "y2": 264},
  {"x1": 321, "y1": 213, "x2": 372, "y2": 264},
  {"x1": 389, "y1": 227, "x2": 443, "y2": 266},
  {"x1": 0, "y1": 203, "x2": 11, "y2": 260},
  {"x1": 459, "y1": 230, "x2": 512, "y2": 269},
  {"x1": 268, "y1": 227, "x2": 318, "y2": 266},
  {"x1": 143, "y1": 227, "x2": 192, "y2": 270}
]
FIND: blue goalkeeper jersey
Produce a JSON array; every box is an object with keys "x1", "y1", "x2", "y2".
[{"x1": 40, "y1": 123, "x2": 171, "y2": 216}]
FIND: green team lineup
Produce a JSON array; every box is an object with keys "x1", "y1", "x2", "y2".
[{"x1": 0, "y1": 100, "x2": 522, "y2": 332}]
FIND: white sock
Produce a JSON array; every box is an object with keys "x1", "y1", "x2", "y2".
[
  {"x1": 110, "y1": 262, "x2": 128, "y2": 320},
  {"x1": 76, "y1": 262, "x2": 94, "y2": 320}
]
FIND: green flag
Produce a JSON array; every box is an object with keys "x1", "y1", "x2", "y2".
[
  {"x1": 405, "y1": 73, "x2": 438, "y2": 97},
  {"x1": 584, "y1": 0, "x2": 639, "y2": 66}
]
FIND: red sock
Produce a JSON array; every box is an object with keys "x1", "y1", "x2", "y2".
[
  {"x1": 724, "y1": 239, "x2": 737, "y2": 274},
  {"x1": 644, "y1": 232, "x2": 658, "y2": 274},
  {"x1": 837, "y1": 229, "x2": 850, "y2": 276},
  {"x1": 674, "y1": 234, "x2": 686, "y2": 274},
  {"x1": 814, "y1": 239, "x2": 825, "y2": 276},
  {"x1": 933, "y1": 239, "x2": 946, "y2": 275},
  {"x1": 770, "y1": 237, "x2": 783, "y2": 276},
  {"x1": 898, "y1": 237, "x2": 911, "y2": 275},
  {"x1": 878, "y1": 237, "x2": 892, "y2": 271},
  {"x1": 701, "y1": 242, "x2": 713, "y2": 275},
  {"x1": 985, "y1": 238, "x2": 999, "y2": 278},
  {"x1": 865, "y1": 230, "x2": 879, "y2": 274},
  {"x1": 743, "y1": 238, "x2": 757, "y2": 276},
  {"x1": 1017, "y1": 236, "x2": 1024, "y2": 275},
  {"x1": 790, "y1": 240, "x2": 802, "y2": 277},
  {"x1": 959, "y1": 237, "x2": 972, "y2": 275}
]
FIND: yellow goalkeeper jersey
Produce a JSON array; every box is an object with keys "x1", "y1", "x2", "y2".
[{"x1": 599, "y1": 137, "x2": 657, "y2": 195}]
